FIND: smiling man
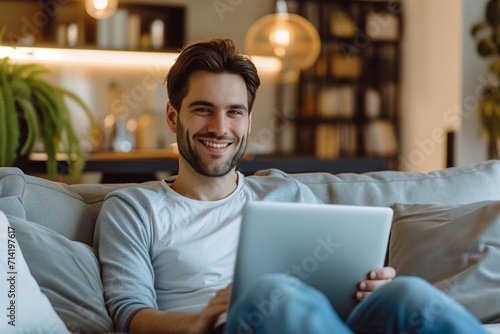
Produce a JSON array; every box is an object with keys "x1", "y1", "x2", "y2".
[{"x1": 94, "y1": 39, "x2": 487, "y2": 334}]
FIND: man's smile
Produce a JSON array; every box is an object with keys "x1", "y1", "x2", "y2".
[{"x1": 201, "y1": 140, "x2": 230, "y2": 149}]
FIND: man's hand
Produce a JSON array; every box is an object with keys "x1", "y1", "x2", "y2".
[
  {"x1": 189, "y1": 285, "x2": 231, "y2": 334},
  {"x1": 355, "y1": 267, "x2": 396, "y2": 301}
]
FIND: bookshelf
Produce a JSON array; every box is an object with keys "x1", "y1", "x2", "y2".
[{"x1": 287, "y1": 0, "x2": 402, "y2": 165}]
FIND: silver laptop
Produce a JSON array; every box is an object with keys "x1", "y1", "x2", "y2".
[{"x1": 228, "y1": 201, "x2": 393, "y2": 321}]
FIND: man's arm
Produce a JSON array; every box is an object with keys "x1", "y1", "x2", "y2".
[
  {"x1": 129, "y1": 286, "x2": 230, "y2": 334},
  {"x1": 94, "y1": 192, "x2": 160, "y2": 332}
]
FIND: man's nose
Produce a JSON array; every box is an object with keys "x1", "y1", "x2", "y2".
[{"x1": 207, "y1": 112, "x2": 228, "y2": 135}]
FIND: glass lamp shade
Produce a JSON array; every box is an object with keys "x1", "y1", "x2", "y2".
[
  {"x1": 245, "y1": 13, "x2": 321, "y2": 72},
  {"x1": 85, "y1": 0, "x2": 118, "y2": 19}
]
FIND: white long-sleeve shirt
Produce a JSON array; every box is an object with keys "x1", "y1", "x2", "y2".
[{"x1": 94, "y1": 170, "x2": 320, "y2": 332}]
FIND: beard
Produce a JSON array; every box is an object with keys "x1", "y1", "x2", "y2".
[{"x1": 175, "y1": 120, "x2": 248, "y2": 177}]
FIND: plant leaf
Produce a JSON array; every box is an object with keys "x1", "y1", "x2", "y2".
[
  {"x1": 0, "y1": 57, "x2": 20, "y2": 167},
  {"x1": 59, "y1": 86, "x2": 95, "y2": 125},
  {"x1": 471, "y1": 22, "x2": 488, "y2": 37},
  {"x1": 477, "y1": 37, "x2": 497, "y2": 57},
  {"x1": 0, "y1": 86, "x2": 9, "y2": 166},
  {"x1": 16, "y1": 98, "x2": 39, "y2": 155}
]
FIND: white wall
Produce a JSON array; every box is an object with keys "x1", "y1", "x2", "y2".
[
  {"x1": 400, "y1": 0, "x2": 493, "y2": 172},
  {"x1": 399, "y1": 0, "x2": 462, "y2": 172}
]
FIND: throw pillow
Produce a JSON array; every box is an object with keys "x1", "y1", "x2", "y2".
[
  {"x1": 0, "y1": 196, "x2": 26, "y2": 219},
  {"x1": 0, "y1": 211, "x2": 69, "y2": 333},
  {"x1": 388, "y1": 200, "x2": 500, "y2": 323},
  {"x1": 6, "y1": 214, "x2": 113, "y2": 333}
]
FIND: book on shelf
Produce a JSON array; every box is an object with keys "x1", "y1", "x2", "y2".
[
  {"x1": 330, "y1": 52, "x2": 362, "y2": 78},
  {"x1": 315, "y1": 125, "x2": 340, "y2": 159},
  {"x1": 318, "y1": 86, "x2": 355, "y2": 118},
  {"x1": 364, "y1": 88, "x2": 381, "y2": 118},
  {"x1": 339, "y1": 124, "x2": 357, "y2": 156},
  {"x1": 330, "y1": 7, "x2": 355, "y2": 38},
  {"x1": 365, "y1": 11, "x2": 399, "y2": 41},
  {"x1": 315, "y1": 124, "x2": 358, "y2": 158},
  {"x1": 363, "y1": 120, "x2": 398, "y2": 156},
  {"x1": 381, "y1": 81, "x2": 398, "y2": 117}
]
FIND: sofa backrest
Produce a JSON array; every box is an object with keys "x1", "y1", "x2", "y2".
[
  {"x1": 0, "y1": 167, "x2": 159, "y2": 246},
  {"x1": 0, "y1": 160, "x2": 498, "y2": 247},
  {"x1": 286, "y1": 160, "x2": 500, "y2": 206}
]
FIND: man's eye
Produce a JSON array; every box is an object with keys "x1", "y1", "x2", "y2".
[
  {"x1": 229, "y1": 110, "x2": 244, "y2": 116},
  {"x1": 195, "y1": 107, "x2": 210, "y2": 113}
]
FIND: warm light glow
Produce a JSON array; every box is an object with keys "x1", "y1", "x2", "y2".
[
  {"x1": 85, "y1": 0, "x2": 118, "y2": 19},
  {"x1": 0, "y1": 46, "x2": 281, "y2": 73},
  {"x1": 271, "y1": 27, "x2": 291, "y2": 47},
  {"x1": 249, "y1": 56, "x2": 282, "y2": 73},
  {"x1": 93, "y1": 0, "x2": 109, "y2": 10},
  {"x1": 0, "y1": 46, "x2": 177, "y2": 69}
]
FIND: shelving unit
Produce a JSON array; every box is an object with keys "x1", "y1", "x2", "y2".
[
  {"x1": 288, "y1": 0, "x2": 403, "y2": 166},
  {"x1": 0, "y1": 0, "x2": 185, "y2": 52}
]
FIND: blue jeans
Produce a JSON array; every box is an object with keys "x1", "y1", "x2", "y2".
[{"x1": 224, "y1": 274, "x2": 486, "y2": 334}]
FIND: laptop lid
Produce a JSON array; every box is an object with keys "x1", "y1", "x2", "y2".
[{"x1": 228, "y1": 201, "x2": 393, "y2": 321}]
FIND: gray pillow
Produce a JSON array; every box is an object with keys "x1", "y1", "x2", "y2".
[
  {"x1": 7, "y1": 215, "x2": 113, "y2": 332},
  {"x1": 0, "y1": 196, "x2": 26, "y2": 219},
  {"x1": 388, "y1": 200, "x2": 500, "y2": 323},
  {"x1": 0, "y1": 211, "x2": 68, "y2": 334}
]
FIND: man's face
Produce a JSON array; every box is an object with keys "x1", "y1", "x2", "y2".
[{"x1": 167, "y1": 71, "x2": 251, "y2": 177}]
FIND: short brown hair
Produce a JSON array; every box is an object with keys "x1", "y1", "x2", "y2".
[{"x1": 166, "y1": 39, "x2": 261, "y2": 112}]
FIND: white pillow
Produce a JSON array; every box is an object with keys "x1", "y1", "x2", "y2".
[{"x1": 0, "y1": 211, "x2": 69, "y2": 334}]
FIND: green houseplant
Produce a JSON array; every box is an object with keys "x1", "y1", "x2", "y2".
[
  {"x1": 0, "y1": 27, "x2": 93, "y2": 179},
  {"x1": 471, "y1": 0, "x2": 500, "y2": 159}
]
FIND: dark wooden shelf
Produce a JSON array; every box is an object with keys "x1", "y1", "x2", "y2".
[
  {"x1": 0, "y1": 1, "x2": 185, "y2": 51},
  {"x1": 14, "y1": 151, "x2": 390, "y2": 181},
  {"x1": 290, "y1": 0, "x2": 402, "y2": 163}
]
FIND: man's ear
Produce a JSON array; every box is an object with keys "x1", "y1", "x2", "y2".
[{"x1": 166, "y1": 102, "x2": 178, "y2": 133}]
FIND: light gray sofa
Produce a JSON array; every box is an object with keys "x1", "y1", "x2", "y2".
[{"x1": 0, "y1": 160, "x2": 499, "y2": 333}]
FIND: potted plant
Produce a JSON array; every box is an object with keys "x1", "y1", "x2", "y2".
[
  {"x1": 0, "y1": 27, "x2": 93, "y2": 179},
  {"x1": 471, "y1": 0, "x2": 500, "y2": 159}
]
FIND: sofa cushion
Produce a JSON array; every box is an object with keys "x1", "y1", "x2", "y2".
[
  {"x1": 21, "y1": 170, "x2": 159, "y2": 246},
  {"x1": 284, "y1": 160, "x2": 500, "y2": 206},
  {"x1": 21, "y1": 174, "x2": 110, "y2": 246},
  {"x1": 388, "y1": 200, "x2": 500, "y2": 323},
  {"x1": 0, "y1": 167, "x2": 25, "y2": 198},
  {"x1": 0, "y1": 211, "x2": 69, "y2": 334},
  {"x1": 6, "y1": 213, "x2": 113, "y2": 332}
]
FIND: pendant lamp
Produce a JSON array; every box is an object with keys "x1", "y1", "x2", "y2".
[
  {"x1": 85, "y1": 0, "x2": 118, "y2": 20},
  {"x1": 245, "y1": 0, "x2": 321, "y2": 82}
]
